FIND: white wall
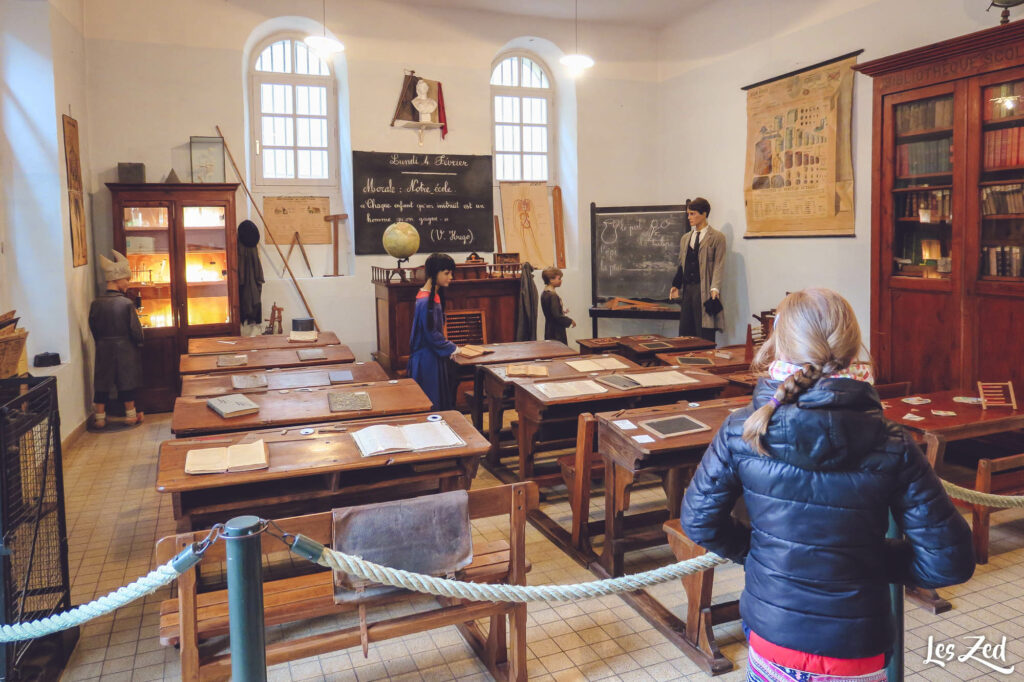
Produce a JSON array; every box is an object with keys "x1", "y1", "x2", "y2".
[
  {"x1": 82, "y1": 0, "x2": 663, "y2": 361},
  {"x1": 655, "y1": 0, "x2": 1001, "y2": 346}
]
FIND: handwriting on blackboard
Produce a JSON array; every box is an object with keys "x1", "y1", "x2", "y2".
[
  {"x1": 353, "y1": 152, "x2": 493, "y2": 254},
  {"x1": 591, "y1": 206, "x2": 688, "y2": 303}
]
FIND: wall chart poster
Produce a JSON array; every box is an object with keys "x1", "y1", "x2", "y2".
[
  {"x1": 62, "y1": 114, "x2": 88, "y2": 267},
  {"x1": 743, "y1": 55, "x2": 857, "y2": 237}
]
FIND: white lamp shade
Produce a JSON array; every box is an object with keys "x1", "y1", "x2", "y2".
[
  {"x1": 560, "y1": 53, "x2": 594, "y2": 76},
  {"x1": 304, "y1": 35, "x2": 345, "y2": 57}
]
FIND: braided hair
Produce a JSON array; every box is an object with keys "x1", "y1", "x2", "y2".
[
  {"x1": 423, "y1": 253, "x2": 456, "y2": 330},
  {"x1": 741, "y1": 288, "x2": 867, "y2": 456}
]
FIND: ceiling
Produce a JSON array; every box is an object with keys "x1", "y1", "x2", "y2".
[{"x1": 383, "y1": 0, "x2": 710, "y2": 30}]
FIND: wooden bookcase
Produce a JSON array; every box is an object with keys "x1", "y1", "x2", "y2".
[
  {"x1": 107, "y1": 183, "x2": 241, "y2": 411},
  {"x1": 856, "y1": 21, "x2": 1024, "y2": 393}
]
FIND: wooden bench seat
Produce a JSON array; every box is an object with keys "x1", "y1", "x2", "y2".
[
  {"x1": 156, "y1": 483, "x2": 537, "y2": 681},
  {"x1": 973, "y1": 452, "x2": 1024, "y2": 564}
]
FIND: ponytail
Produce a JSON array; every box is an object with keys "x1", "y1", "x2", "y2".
[
  {"x1": 427, "y1": 279, "x2": 439, "y2": 330},
  {"x1": 422, "y1": 252, "x2": 456, "y2": 331}
]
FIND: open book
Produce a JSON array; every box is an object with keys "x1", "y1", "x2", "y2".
[
  {"x1": 506, "y1": 364, "x2": 548, "y2": 377},
  {"x1": 206, "y1": 393, "x2": 260, "y2": 418},
  {"x1": 565, "y1": 357, "x2": 628, "y2": 372},
  {"x1": 597, "y1": 371, "x2": 699, "y2": 391},
  {"x1": 456, "y1": 344, "x2": 492, "y2": 358},
  {"x1": 289, "y1": 330, "x2": 318, "y2": 343},
  {"x1": 185, "y1": 439, "x2": 268, "y2": 474},
  {"x1": 534, "y1": 380, "x2": 608, "y2": 399},
  {"x1": 352, "y1": 421, "x2": 465, "y2": 457}
]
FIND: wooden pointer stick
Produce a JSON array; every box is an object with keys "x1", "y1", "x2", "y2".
[
  {"x1": 552, "y1": 185, "x2": 566, "y2": 268},
  {"x1": 493, "y1": 214, "x2": 503, "y2": 253},
  {"x1": 324, "y1": 214, "x2": 348, "y2": 277},
  {"x1": 215, "y1": 125, "x2": 320, "y2": 331}
]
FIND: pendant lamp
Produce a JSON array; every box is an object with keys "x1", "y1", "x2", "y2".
[
  {"x1": 305, "y1": 0, "x2": 344, "y2": 57},
  {"x1": 559, "y1": 0, "x2": 594, "y2": 77}
]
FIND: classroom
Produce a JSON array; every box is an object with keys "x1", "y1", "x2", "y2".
[{"x1": 1, "y1": 0, "x2": 1023, "y2": 680}]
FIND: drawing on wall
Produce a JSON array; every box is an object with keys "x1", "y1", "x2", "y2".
[
  {"x1": 743, "y1": 54, "x2": 857, "y2": 237},
  {"x1": 500, "y1": 181, "x2": 554, "y2": 268},
  {"x1": 262, "y1": 196, "x2": 332, "y2": 245},
  {"x1": 62, "y1": 114, "x2": 88, "y2": 267}
]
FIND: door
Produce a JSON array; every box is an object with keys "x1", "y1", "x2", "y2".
[{"x1": 175, "y1": 202, "x2": 235, "y2": 347}]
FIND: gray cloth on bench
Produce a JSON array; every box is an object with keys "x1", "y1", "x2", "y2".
[{"x1": 332, "y1": 490, "x2": 472, "y2": 603}]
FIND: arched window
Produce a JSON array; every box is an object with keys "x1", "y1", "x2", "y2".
[
  {"x1": 250, "y1": 36, "x2": 337, "y2": 187},
  {"x1": 490, "y1": 53, "x2": 555, "y2": 183}
]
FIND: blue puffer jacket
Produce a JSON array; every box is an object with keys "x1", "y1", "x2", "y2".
[{"x1": 681, "y1": 378, "x2": 975, "y2": 659}]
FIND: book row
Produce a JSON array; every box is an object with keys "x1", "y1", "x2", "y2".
[
  {"x1": 896, "y1": 97, "x2": 954, "y2": 133},
  {"x1": 980, "y1": 245, "x2": 1023, "y2": 277},
  {"x1": 981, "y1": 184, "x2": 1024, "y2": 215},
  {"x1": 896, "y1": 139, "x2": 952, "y2": 177},
  {"x1": 983, "y1": 127, "x2": 1024, "y2": 170},
  {"x1": 984, "y1": 81, "x2": 1024, "y2": 121},
  {"x1": 897, "y1": 189, "x2": 951, "y2": 222}
]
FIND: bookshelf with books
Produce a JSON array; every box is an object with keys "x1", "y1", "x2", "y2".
[{"x1": 856, "y1": 19, "x2": 1024, "y2": 394}]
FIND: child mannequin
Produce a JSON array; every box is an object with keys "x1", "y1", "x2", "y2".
[
  {"x1": 540, "y1": 266, "x2": 575, "y2": 344},
  {"x1": 89, "y1": 251, "x2": 144, "y2": 427},
  {"x1": 408, "y1": 253, "x2": 458, "y2": 409},
  {"x1": 681, "y1": 288, "x2": 973, "y2": 679}
]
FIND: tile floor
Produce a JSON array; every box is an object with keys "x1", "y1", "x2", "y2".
[{"x1": 57, "y1": 414, "x2": 1024, "y2": 681}]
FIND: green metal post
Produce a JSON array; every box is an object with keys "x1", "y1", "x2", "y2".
[
  {"x1": 225, "y1": 515, "x2": 267, "y2": 681},
  {"x1": 887, "y1": 514, "x2": 903, "y2": 682}
]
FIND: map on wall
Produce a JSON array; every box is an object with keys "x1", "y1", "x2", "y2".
[{"x1": 743, "y1": 54, "x2": 858, "y2": 237}]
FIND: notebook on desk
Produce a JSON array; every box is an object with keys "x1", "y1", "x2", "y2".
[
  {"x1": 351, "y1": 421, "x2": 465, "y2": 457},
  {"x1": 216, "y1": 354, "x2": 248, "y2": 367},
  {"x1": 297, "y1": 348, "x2": 327, "y2": 361},
  {"x1": 230, "y1": 373, "x2": 269, "y2": 389},
  {"x1": 328, "y1": 391, "x2": 371, "y2": 412},
  {"x1": 328, "y1": 370, "x2": 354, "y2": 384},
  {"x1": 206, "y1": 393, "x2": 260, "y2": 418},
  {"x1": 185, "y1": 439, "x2": 268, "y2": 474}
]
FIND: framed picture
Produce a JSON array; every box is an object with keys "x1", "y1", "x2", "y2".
[{"x1": 190, "y1": 136, "x2": 225, "y2": 183}]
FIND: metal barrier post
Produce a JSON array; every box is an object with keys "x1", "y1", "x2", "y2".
[
  {"x1": 886, "y1": 514, "x2": 903, "y2": 682},
  {"x1": 225, "y1": 515, "x2": 267, "y2": 681}
]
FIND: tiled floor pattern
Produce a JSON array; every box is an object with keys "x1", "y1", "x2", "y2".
[{"x1": 57, "y1": 414, "x2": 1024, "y2": 681}]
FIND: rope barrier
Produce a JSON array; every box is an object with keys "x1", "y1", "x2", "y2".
[{"x1": 2, "y1": 476, "x2": 1023, "y2": 642}]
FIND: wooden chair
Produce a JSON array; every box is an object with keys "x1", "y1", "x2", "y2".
[
  {"x1": 875, "y1": 381, "x2": 912, "y2": 399},
  {"x1": 662, "y1": 520, "x2": 737, "y2": 674},
  {"x1": 445, "y1": 309, "x2": 488, "y2": 346},
  {"x1": 156, "y1": 482, "x2": 537, "y2": 681},
  {"x1": 973, "y1": 452, "x2": 1024, "y2": 564},
  {"x1": 558, "y1": 413, "x2": 603, "y2": 554}
]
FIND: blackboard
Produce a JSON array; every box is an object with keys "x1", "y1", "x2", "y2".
[
  {"x1": 590, "y1": 203, "x2": 689, "y2": 304},
  {"x1": 352, "y1": 151, "x2": 494, "y2": 254}
]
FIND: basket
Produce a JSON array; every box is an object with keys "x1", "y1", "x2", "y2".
[{"x1": 0, "y1": 330, "x2": 28, "y2": 379}]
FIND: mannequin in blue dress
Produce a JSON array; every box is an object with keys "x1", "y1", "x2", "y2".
[{"x1": 408, "y1": 253, "x2": 458, "y2": 409}]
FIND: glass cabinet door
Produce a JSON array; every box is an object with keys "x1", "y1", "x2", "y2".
[
  {"x1": 123, "y1": 204, "x2": 174, "y2": 328},
  {"x1": 180, "y1": 205, "x2": 231, "y2": 328},
  {"x1": 891, "y1": 94, "x2": 954, "y2": 279},
  {"x1": 978, "y1": 77, "x2": 1024, "y2": 281}
]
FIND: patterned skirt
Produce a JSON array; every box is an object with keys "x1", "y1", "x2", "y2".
[{"x1": 747, "y1": 645, "x2": 887, "y2": 682}]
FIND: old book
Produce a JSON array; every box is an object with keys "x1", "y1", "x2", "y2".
[
  {"x1": 328, "y1": 391, "x2": 371, "y2": 412},
  {"x1": 624, "y1": 371, "x2": 699, "y2": 387},
  {"x1": 328, "y1": 370, "x2": 354, "y2": 384},
  {"x1": 534, "y1": 380, "x2": 607, "y2": 399},
  {"x1": 457, "y1": 344, "x2": 492, "y2": 358},
  {"x1": 567, "y1": 357, "x2": 628, "y2": 372},
  {"x1": 297, "y1": 348, "x2": 327, "y2": 361},
  {"x1": 206, "y1": 393, "x2": 260, "y2": 418},
  {"x1": 289, "y1": 330, "x2": 318, "y2": 343},
  {"x1": 185, "y1": 439, "x2": 268, "y2": 475},
  {"x1": 352, "y1": 421, "x2": 465, "y2": 457},
  {"x1": 230, "y1": 373, "x2": 268, "y2": 390},
  {"x1": 216, "y1": 354, "x2": 248, "y2": 367},
  {"x1": 506, "y1": 364, "x2": 548, "y2": 377}
]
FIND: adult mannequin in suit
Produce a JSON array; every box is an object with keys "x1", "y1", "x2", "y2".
[{"x1": 668, "y1": 197, "x2": 726, "y2": 342}]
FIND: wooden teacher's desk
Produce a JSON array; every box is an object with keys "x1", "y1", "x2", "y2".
[
  {"x1": 655, "y1": 345, "x2": 752, "y2": 374},
  {"x1": 187, "y1": 332, "x2": 342, "y2": 355},
  {"x1": 450, "y1": 340, "x2": 577, "y2": 430},
  {"x1": 178, "y1": 344, "x2": 355, "y2": 375},
  {"x1": 478, "y1": 353, "x2": 642, "y2": 466},
  {"x1": 179, "y1": 362, "x2": 388, "y2": 398},
  {"x1": 513, "y1": 369, "x2": 727, "y2": 483},
  {"x1": 157, "y1": 411, "x2": 486, "y2": 531},
  {"x1": 170, "y1": 378, "x2": 431, "y2": 437}
]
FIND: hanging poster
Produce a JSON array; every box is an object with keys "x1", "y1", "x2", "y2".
[
  {"x1": 62, "y1": 115, "x2": 88, "y2": 267},
  {"x1": 499, "y1": 182, "x2": 554, "y2": 268},
  {"x1": 743, "y1": 54, "x2": 858, "y2": 237},
  {"x1": 262, "y1": 196, "x2": 332, "y2": 245}
]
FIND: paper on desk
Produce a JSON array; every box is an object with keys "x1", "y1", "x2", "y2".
[
  {"x1": 902, "y1": 412, "x2": 926, "y2": 421},
  {"x1": 632, "y1": 435, "x2": 656, "y2": 443},
  {"x1": 953, "y1": 396, "x2": 982, "y2": 404},
  {"x1": 623, "y1": 371, "x2": 698, "y2": 387},
  {"x1": 534, "y1": 380, "x2": 607, "y2": 399},
  {"x1": 931, "y1": 410, "x2": 957, "y2": 417},
  {"x1": 902, "y1": 396, "x2": 931, "y2": 405},
  {"x1": 613, "y1": 419, "x2": 637, "y2": 430}
]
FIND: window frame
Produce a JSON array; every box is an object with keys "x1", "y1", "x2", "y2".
[
  {"x1": 249, "y1": 33, "x2": 339, "y2": 190},
  {"x1": 490, "y1": 51, "x2": 556, "y2": 186}
]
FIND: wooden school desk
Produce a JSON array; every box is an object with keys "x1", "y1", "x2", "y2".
[
  {"x1": 616, "y1": 336, "x2": 716, "y2": 365},
  {"x1": 170, "y1": 378, "x2": 431, "y2": 437},
  {"x1": 450, "y1": 340, "x2": 576, "y2": 430},
  {"x1": 721, "y1": 370, "x2": 760, "y2": 397},
  {"x1": 655, "y1": 344, "x2": 752, "y2": 374},
  {"x1": 187, "y1": 331, "x2": 342, "y2": 355},
  {"x1": 179, "y1": 362, "x2": 388, "y2": 397},
  {"x1": 591, "y1": 400, "x2": 745, "y2": 672},
  {"x1": 577, "y1": 334, "x2": 664, "y2": 356},
  {"x1": 477, "y1": 353, "x2": 641, "y2": 470},
  {"x1": 512, "y1": 368, "x2": 727, "y2": 483},
  {"x1": 178, "y1": 344, "x2": 355, "y2": 375},
  {"x1": 157, "y1": 410, "x2": 486, "y2": 531}
]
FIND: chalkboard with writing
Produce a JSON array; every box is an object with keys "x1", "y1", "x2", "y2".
[
  {"x1": 590, "y1": 203, "x2": 689, "y2": 304},
  {"x1": 352, "y1": 151, "x2": 494, "y2": 254}
]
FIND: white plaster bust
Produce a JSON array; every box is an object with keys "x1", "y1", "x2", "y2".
[{"x1": 412, "y1": 79, "x2": 437, "y2": 122}]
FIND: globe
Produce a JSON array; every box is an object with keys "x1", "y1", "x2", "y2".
[{"x1": 382, "y1": 221, "x2": 420, "y2": 262}]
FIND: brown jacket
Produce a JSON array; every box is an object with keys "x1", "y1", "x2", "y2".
[{"x1": 677, "y1": 226, "x2": 726, "y2": 330}]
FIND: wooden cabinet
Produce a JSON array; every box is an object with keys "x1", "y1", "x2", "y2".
[
  {"x1": 856, "y1": 21, "x2": 1024, "y2": 393},
  {"x1": 106, "y1": 183, "x2": 240, "y2": 411}
]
